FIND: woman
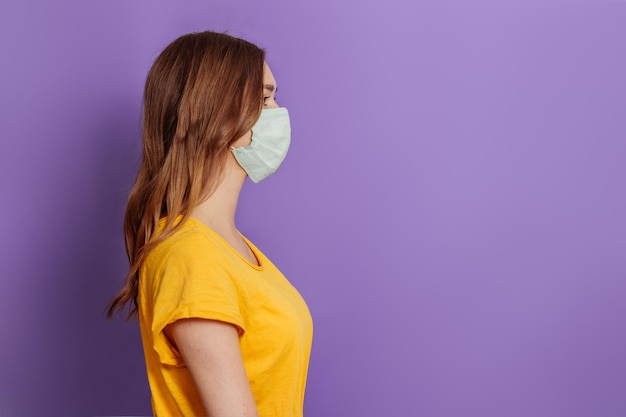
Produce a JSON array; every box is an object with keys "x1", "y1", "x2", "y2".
[{"x1": 107, "y1": 31, "x2": 313, "y2": 417}]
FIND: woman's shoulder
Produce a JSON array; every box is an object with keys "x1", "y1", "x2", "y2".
[{"x1": 148, "y1": 217, "x2": 223, "y2": 262}]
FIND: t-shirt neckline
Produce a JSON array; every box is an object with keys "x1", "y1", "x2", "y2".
[{"x1": 187, "y1": 217, "x2": 264, "y2": 271}]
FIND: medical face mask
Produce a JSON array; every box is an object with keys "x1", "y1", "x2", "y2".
[{"x1": 231, "y1": 107, "x2": 291, "y2": 183}]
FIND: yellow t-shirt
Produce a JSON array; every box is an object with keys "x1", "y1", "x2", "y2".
[{"x1": 137, "y1": 217, "x2": 313, "y2": 417}]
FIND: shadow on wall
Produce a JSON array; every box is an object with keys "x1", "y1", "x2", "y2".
[{"x1": 5, "y1": 98, "x2": 152, "y2": 417}]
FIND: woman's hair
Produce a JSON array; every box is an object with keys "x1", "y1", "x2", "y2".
[{"x1": 107, "y1": 31, "x2": 266, "y2": 319}]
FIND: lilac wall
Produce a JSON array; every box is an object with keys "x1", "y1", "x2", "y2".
[{"x1": 1, "y1": 1, "x2": 624, "y2": 416}]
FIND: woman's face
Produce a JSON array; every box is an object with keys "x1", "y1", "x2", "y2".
[
  {"x1": 231, "y1": 62, "x2": 279, "y2": 149},
  {"x1": 262, "y1": 62, "x2": 279, "y2": 110}
]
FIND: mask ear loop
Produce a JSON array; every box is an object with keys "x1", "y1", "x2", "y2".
[{"x1": 231, "y1": 130, "x2": 254, "y2": 150}]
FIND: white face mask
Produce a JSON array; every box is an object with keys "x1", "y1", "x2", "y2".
[{"x1": 231, "y1": 107, "x2": 291, "y2": 183}]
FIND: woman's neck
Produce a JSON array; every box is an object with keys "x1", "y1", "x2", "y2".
[{"x1": 191, "y1": 159, "x2": 247, "y2": 234}]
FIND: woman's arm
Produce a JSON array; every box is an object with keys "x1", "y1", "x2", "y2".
[{"x1": 166, "y1": 318, "x2": 259, "y2": 417}]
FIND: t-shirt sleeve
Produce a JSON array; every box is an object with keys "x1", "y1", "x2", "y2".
[{"x1": 148, "y1": 234, "x2": 245, "y2": 366}]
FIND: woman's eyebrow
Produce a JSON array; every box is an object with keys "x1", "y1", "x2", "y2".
[{"x1": 264, "y1": 84, "x2": 278, "y2": 93}]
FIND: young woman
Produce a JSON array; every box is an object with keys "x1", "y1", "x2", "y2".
[{"x1": 107, "y1": 31, "x2": 313, "y2": 417}]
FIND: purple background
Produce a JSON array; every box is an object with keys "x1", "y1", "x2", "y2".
[{"x1": 1, "y1": 1, "x2": 625, "y2": 416}]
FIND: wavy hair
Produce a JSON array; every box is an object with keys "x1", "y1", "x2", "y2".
[{"x1": 107, "y1": 31, "x2": 265, "y2": 319}]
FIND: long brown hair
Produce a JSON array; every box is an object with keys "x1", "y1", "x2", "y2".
[{"x1": 107, "y1": 31, "x2": 265, "y2": 319}]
